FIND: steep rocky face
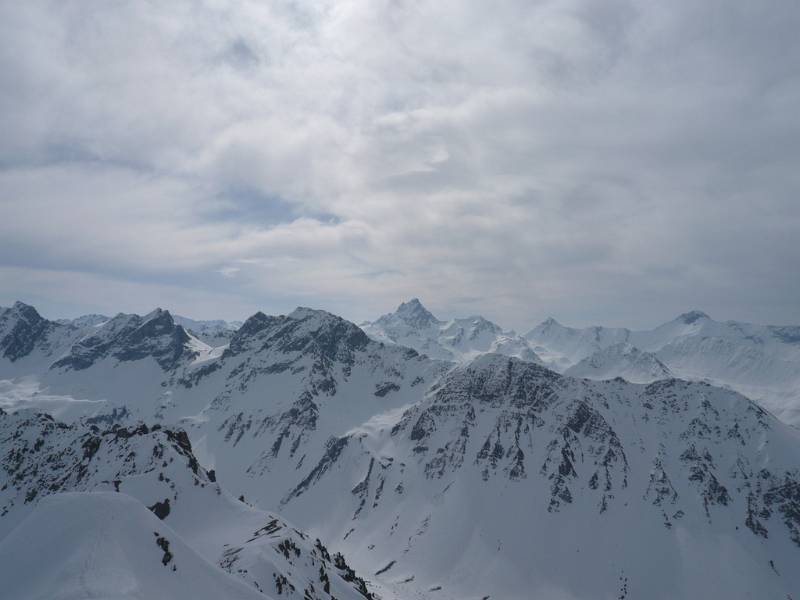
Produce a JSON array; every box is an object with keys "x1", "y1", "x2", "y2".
[
  {"x1": 219, "y1": 515, "x2": 377, "y2": 600},
  {"x1": 51, "y1": 308, "x2": 195, "y2": 372},
  {"x1": 280, "y1": 355, "x2": 800, "y2": 599},
  {"x1": 0, "y1": 408, "x2": 213, "y2": 526},
  {"x1": 0, "y1": 302, "x2": 59, "y2": 362},
  {"x1": 222, "y1": 307, "x2": 372, "y2": 372},
  {"x1": 385, "y1": 298, "x2": 441, "y2": 330}
]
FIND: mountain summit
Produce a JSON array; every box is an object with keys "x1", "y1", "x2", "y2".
[
  {"x1": 391, "y1": 298, "x2": 441, "y2": 329},
  {"x1": 362, "y1": 299, "x2": 542, "y2": 363}
]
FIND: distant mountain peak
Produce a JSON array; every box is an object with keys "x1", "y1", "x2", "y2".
[
  {"x1": 143, "y1": 307, "x2": 169, "y2": 320},
  {"x1": 9, "y1": 300, "x2": 43, "y2": 320},
  {"x1": 392, "y1": 298, "x2": 439, "y2": 328},
  {"x1": 535, "y1": 316, "x2": 564, "y2": 331},
  {"x1": 289, "y1": 306, "x2": 337, "y2": 321},
  {"x1": 677, "y1": 310, "x2": 710, "y2": 324}
]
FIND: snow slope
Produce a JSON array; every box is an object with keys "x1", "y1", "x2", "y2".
[
  {"x1": 0, "y1": 492, "x2": 267, "y2": 600},
  {"x1": 362, "y1": 298, "x2": 542, "y2": 363}
]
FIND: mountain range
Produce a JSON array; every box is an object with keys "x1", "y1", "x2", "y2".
[
  {"x1": 1, "y1": 298, "x2": 799, "y2": 599},
  {"x1": 364, "y1": 301, "x2": 800, "y2": 426}
]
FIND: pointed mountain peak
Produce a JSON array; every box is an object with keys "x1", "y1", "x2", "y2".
[
  {"x1": 142, "y1": 307, "x2": 174, "y2": 325},
  {"x1": 239, "y1": 310, "x2": 271, "y2": 332},
  {"x1": 9, "y1": 301, "x2": 44, "y2": 322},
  {"x1": 394, "y1": 298, "x2": 439, "y2": 328},
  {"x1": 677, "y1": 310, "x2": 710, "y2": 325},
  {"x1": 540, "y1": 316, "x2": 562, "y2": 328}
]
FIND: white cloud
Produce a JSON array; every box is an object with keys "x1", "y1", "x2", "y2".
[{"x1": 1, "y1": 0, "x2": 799, "y2": 329}]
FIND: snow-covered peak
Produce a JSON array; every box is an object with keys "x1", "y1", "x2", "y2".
[
  {"x1": 676, "y1": 309, "x2": 711, "y2": 325},
  {"x1": 363, "y1": 300, "x2": 542, "y2": 364},
  {"x1": 289, "y1": 306, "x2": 342, "y2": 322},
  {"x1": 225, "y1": 307, "x2": 371, "y2": 362},
  {"x1": 565, "y1": 342, "x2": 673, "y2": 383},
  {"x1": 391, "y1": 298, "x2": 441, "y2": 329},
  {"x1": 539, "y1": 316, "x2": 562, "y2": 329},
  {"x1": 51, "y1": 308, "x2": 195, "y2": 372},
  {"x1": 8, "y1": 300, "x2": 42, "y2": 319},
  {"x1": 0, "y1": 301, "x2": 60, "y2": 364},
  {"x1": 142, "y1": 306, "x2": 170, "y2": 323},
  {"x1": 448, "y1": 352, "x2": 558, "y2": 388}
]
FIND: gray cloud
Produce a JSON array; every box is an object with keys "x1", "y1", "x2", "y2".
[{"x1": 1, "y1": 0, "x2": 799, "y2": 329}]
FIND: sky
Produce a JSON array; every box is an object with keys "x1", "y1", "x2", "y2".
[{"x1": 1, "y1": 1, "x2": 799, "y2": 331}]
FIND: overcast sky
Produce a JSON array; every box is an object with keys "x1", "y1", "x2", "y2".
[{"x1": 1, "y1": 1, "x2": 799, "y2": 330}]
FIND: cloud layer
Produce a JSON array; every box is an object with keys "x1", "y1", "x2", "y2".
[{"x1": 2, "y1": 0, "x2": 799, "y2": 329}]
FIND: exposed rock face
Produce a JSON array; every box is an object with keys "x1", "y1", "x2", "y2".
[
  {"x1": 0, "y1": 409, "x2": 213, "y2": 521},
  {"x1": 279, "y1": 355, "x2": 800, "y2": 598},
  {"x1": 0, "y1": 302, "x2": 58, "y2": 362},
  {"x1": 52, "y1": 308, "x2": 195, "y2": 372}
]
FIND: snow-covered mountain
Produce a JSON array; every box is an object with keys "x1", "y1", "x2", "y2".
[
  {"x1": 3, "y1": 299, "x2": 800, "y2": 599},
  {"x1": 280, "y1": 354, "x2": 800, "y2": 599},
  {"x1": 565, "y1": 342, "x2": 672, "y2": 383},
  {"x1": 0, "y1": 302, "x2": 85, "y2": 372},
  {"x1": 525, "y1": 316, "x2": 633, "y2": 369},
  {"x1": 169, "y1": 306, "x2": 447, "y2": 511},
  {"x1": 361, "y1": 298, "x2": 542, "y2": 363},
  {"x1": 527, "y1": 311, "x2": 800, "y2": 424}
]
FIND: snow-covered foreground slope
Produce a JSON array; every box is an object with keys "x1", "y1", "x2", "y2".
[
  {"x1": 528, "y1": 311, "x2": 800, "y2": 424},
  {"x1": 0, "y1": 492, "x2": 266, "y2": 600},
  {"x1": 361, "y1": 298, "x2": 542, "y2": 363},
  {"x1": 0, "y1": 407, "x2": 383, "y2": 600},
  {"x1": 281, "y1": 355, "x2": 800, "y2": 599}
]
